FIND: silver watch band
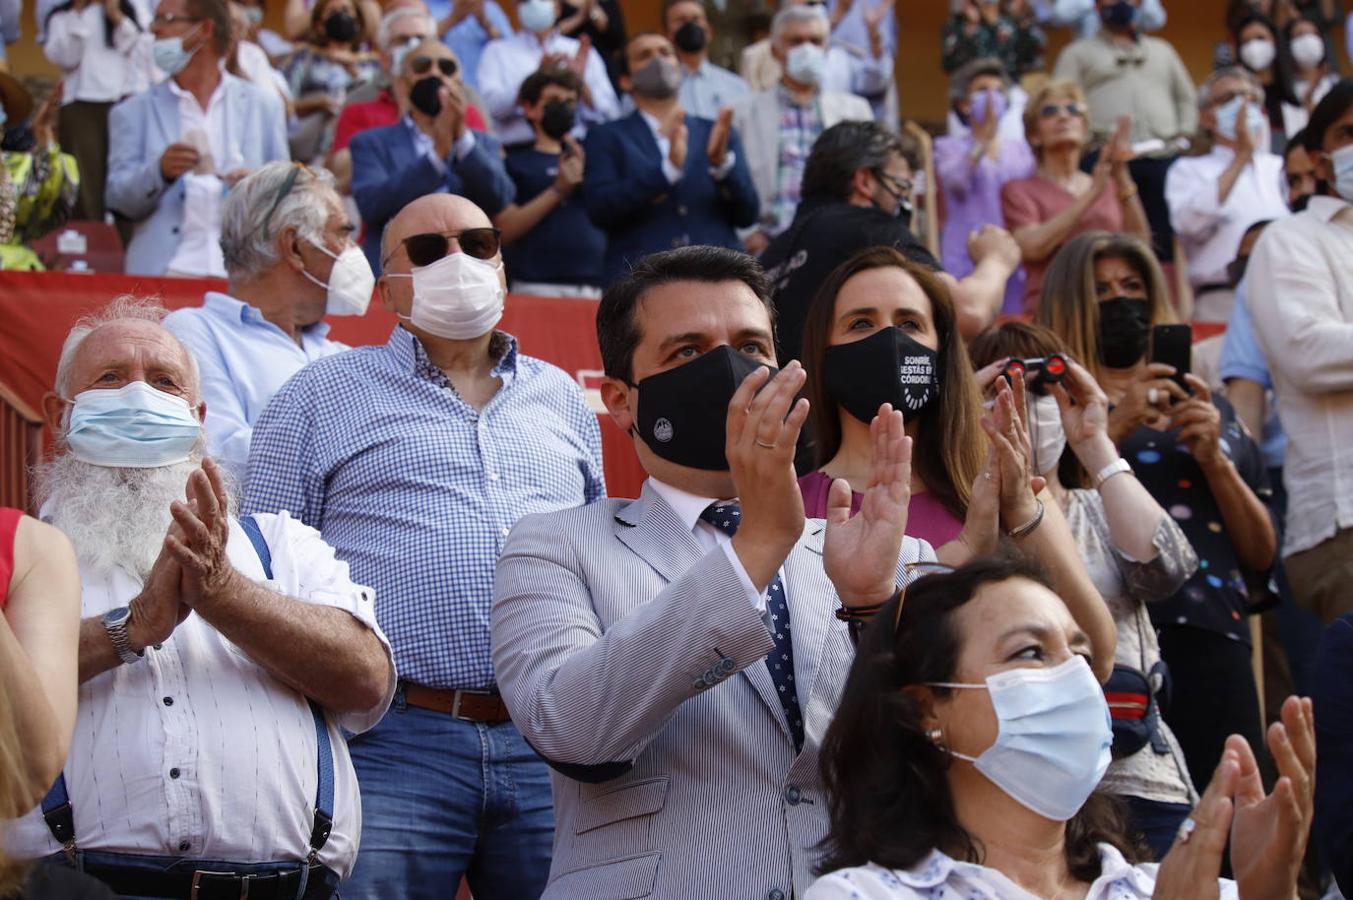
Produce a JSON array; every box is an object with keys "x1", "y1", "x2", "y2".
[{"x1": 105, "y1": 610, "x2": 144, "y2": 666}]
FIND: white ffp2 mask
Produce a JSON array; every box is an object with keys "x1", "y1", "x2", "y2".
[{"x1": 302, "y1": 240, "x2": 375, "y2": 317}]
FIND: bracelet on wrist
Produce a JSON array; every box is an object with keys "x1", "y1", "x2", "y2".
[
  {"x1": 1092, "y1": 457, "x2": 1133, "y2": 490},
  {"x1": 1117, "y1": 184, "x2": 1139, "y2": 202},
  {"x1": 1007, "y1": 498, "x2": 1045, "y2": 540},
  {"x1": 835, "y1": 585, "x2": 904, "y2": 644}
]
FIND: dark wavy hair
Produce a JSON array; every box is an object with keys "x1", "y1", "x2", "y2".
[{"x1": 815, "y1": 555, "x2": 1142, "y2": 879}]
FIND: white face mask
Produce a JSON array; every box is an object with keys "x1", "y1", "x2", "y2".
[
  {"x1": 785, "y1": 42, "x2": 826, "y2": 87},
  {"x1": 1329, "y1": 142, "x2": 1353, "y2": 201},
  {"x1": 1239, "y1": 38, "x2": 1276, "y2": 72},
  {"x1": 929, "y1": 656, "x2": 1112, "y2": 822},
  {"x1": 518, "y1": 0, "x2": 556, "y2": 33},
  {"x1": 1290, "y1": 33, "x2": 1326, "y2": 69},
  {"x1": 1026, "y1": 393, "x2": 1066, "y2": 476},
  {"x1": 391, "y1": 251, "x2": 505, "y2": 340},
  {"x1": 301, "y1": 239, "x2": 375, "y2": 316}
]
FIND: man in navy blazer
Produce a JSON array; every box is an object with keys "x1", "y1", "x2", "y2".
[
  {"x1": 1314, "y1": 612, "x2": 1353, "y2": 894},
  {"x1": 350, "y1": 38, "x2": 514, "y2": 272},
  {"x1": 584, "y1": 33, "x2": 759, "y2": 285}
]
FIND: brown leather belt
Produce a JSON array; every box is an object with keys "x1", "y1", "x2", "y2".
[{"x1": 401, "y1": 682, "x2": 512, "y2": 723}]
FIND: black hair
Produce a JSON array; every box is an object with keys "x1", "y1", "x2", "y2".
[
  {"x1": 45, "y1": 0, "x2": 142, "y2": 49},
  {"x1": 816, "y1": 555, "x2": 1142, "y2": 879},
  {"x1": 800, "y1": 121, "x2": 911, "y2": 205},
  {"x1": 1304, "y1": 77, "x2": 1353, "y2": 153},
  {"x1": 596, "y1": 246, "x2": 774, "y2": 383},
  {"x1": 617, "y1": 31, "x2": 666, "y2": 77},
  {"x1": 517, "y1": 66, "x2": 583, "y2": 106},
  {"x1": 1285, "y1": 127, "x2": 1309, "y2": 162}
]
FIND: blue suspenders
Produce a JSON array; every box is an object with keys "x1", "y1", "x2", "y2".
[{"x1": 41, "y1": 515, "x2": 335, "y2": 865}]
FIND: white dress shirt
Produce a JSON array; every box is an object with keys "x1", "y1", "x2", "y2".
[
  {"x1": 1165, "y1": 145, "x2": 1288, "y2": 288},
  {"x1": 476, "y1": 29, "x2": 620, "y2": 146},
  {"x1": 647, "y1": 478, "x2": 767, "y2": 613},
  {"x1": 1247, "y1": 195, "x2": 1353, "y2": 557},
  {"x1": 42, "y1": 3, "x2": 154, "y2": 103},
  {"x1": 164, "y1": 73, "x2": 243, "y2": 278},
  {"x1": 6, "y1": 512, "x2": 395, "y2": 877}
]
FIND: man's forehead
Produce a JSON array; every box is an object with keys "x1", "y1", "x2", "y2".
[
  {"x1": 629, "y1": 35, "x2": 671, "y2": 57},
  {"x1": 75, "y1": 321, "x2": 191, "y2": 370},
  {"x1": 388, "y1": 198, "x2": 488, "y2": 245},
  {"x1": 635, "y1": 281, "x2": 771, "y2": 337}
]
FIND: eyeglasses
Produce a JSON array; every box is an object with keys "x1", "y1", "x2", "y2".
[
  {"x1": 1039, "y1": 102, "x2": 1085, "y2": 119},
  {"x1": 382, "y1": 228, "x2": 502, "y2": 268},
  {"x1": 261, "y1": 162, "x2": 316, "y2": 238},
  {"x1": 152, "y1": 12, "x2": 203, "y2": 26},
  {"x1": 409, "y1": 55, "x2": 458, "y2": 78},
  {"x1": 875, "y1": 171, "x2": 914, "y2": 200}
]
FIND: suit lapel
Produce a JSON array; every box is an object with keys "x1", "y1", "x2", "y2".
[
  {"x1": 150, "y1": 81, "x2": 179, "y2": 147},
  {"x1": 626, "y1": 112, "x2": 662, "y2": 167},
  {"x1": 782, "y1": 521, "x2": 832, "y2": 717},
  {"x1": 612, "y1": 482, "x2": 705, "y2": 586}
]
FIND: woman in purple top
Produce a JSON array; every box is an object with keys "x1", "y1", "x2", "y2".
[{"x1": 934, "y1": 58, "x2": 1035, "y2": 315}]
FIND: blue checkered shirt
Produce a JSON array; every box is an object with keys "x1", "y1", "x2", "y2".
[{"x1": 243, "y1": 326, "x2": 605, "y2": 689}]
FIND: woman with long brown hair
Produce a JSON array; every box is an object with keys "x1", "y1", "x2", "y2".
[{"x1": 797, "y1": 246, "x2": 1117, "y2": 681}]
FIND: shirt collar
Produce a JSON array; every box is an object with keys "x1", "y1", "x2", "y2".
[
  {"x1": 166, "y1": 64, "x2": 231, "y2": 104},
  {"x1": 647, "y1": 477, "x2": 730, "y2": 535},
  {"x1": 637, "y1": 108, "x2": 663, "y2": 141},
  {"x1": 388, "y1": 324, "x2": 520, "y2": 380},
  {"x1": 205, "y1": 291, "x2": 332, "y2": 341},
  {"x1": 1304, "y1": 194, "x2": 1353, "y2": 223}
]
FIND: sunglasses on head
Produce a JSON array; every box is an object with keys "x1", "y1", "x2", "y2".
[
  {"x1": 383, "y1": 228, "x2": 502, "y2": 268},
  {"x1": 410, "y1": 55, "x2": 458, "y2": 77},
  {"x1": 1039, "y1": 102, "x2": 1084, "y2": 119}
]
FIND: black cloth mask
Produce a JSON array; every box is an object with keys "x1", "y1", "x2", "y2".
[
  {"x1": 409, "y1": 76, "x2": 444, "y2": 116},
  {"x1": 632, "y1": 346, "x2": 773, "y2": 471},
  {"x1": 673, "y1": 21, "x2": 707, "y2": 54},
  {"x1": 1096, "y1": 296, "x2": 1151, "y2": 368},
  {"x1": 324, "y1": 10, "x2": 358, "y2": 42},
  {"x1": 541, "y1": 99, "x2": 576, "y2": 140},
  {"x1": 824, "y1": 326, "x2": 940, "y2": 424}
]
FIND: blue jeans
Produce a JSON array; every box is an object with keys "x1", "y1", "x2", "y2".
[
  {"x1": 1123, "y1": 797, "x2": 1193, "y2": 862},
  {"x1": 340, "y1": 695, "x2": 554, "y2": 900}
]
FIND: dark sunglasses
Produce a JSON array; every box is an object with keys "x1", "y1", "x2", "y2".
[
  {"x1": 1039, "y1": 102, "x2": 1085, "y2": 119},
  {"x1": 409, "y1": 55, "x2": 458, "y2": 78},
  {"x1": 383, "y1": 228, "x2": 502, "y2": 268}
]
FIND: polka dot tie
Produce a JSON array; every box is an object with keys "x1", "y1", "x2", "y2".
[{"x1": 700, "y1": 502, "x2": 805, "y2": 752}]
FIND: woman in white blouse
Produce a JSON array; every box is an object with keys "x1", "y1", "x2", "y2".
[{"x1": 806, "y1": 558, "x2": 1315, "y2": 900}]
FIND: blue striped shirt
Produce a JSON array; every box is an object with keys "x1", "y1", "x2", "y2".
[{"x1": 243, "y1": 326, "x2": 605, "y2": 689}]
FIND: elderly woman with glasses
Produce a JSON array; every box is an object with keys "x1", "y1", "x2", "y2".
[{"x1": 1001, "y1": 79, "x2": 1150, "y2": 314}]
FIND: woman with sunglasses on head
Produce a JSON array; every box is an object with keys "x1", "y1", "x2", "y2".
[
  {"x1": 1035, "y1": 231, "x2": 1279, "y2": 797},
  {"x1": 805, "y1": 557, "x2": 1316, "y2": 899},
  {"x1": 969, "y1": 321, "x2": 1200, "y2": 860},
  {"x1": 283, "y1": 0, "x2": 379, "y2": 161},
  {"x1": 1001, "y1": 79, "x2": 1150, "y2": 314},
  {"x1": 798, "y1": 246, "x2": 1118, "y2": 682}
]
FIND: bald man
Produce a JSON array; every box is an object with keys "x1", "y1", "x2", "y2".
[
  {"x1": 245, "y1": 195, "x2": 605, "y2": 899},
  {"x1": 10, "y1": 298, "x2": 393, "y2": 898}
]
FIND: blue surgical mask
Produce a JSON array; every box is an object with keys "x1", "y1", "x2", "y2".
[
  {"x1": 153, "y1": 27, "x2": 201, "y2": 76},
  {"x1": 1214, "y1": 95, "x2": 1265, "y2": 144},
  {"x1": 65, "y1": 381, "x2": 202, "y2": 468},
  {"x1": 929, "y1": 655, "x2": 1112, "y2": 821},
  {"x1": 1329, "y1": 143, "x2": 1353, "y2": 201}
]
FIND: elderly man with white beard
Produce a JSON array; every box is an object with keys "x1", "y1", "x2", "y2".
[{"x1": 5, "y1": 298, "x2": 396, "y2": 900}]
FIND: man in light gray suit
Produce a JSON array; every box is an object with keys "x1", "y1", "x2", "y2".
[
  {"x1": 492, "y1": 245, "x2": 936, "y2": 899},
  {"x1": 107, "y1": 0, "x2": 287, "y2": 276}
]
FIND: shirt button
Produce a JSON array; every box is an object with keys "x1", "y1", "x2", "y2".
[
  {"x1": 767, "y1": 890, "x2": 786, "y2": 900},
  {"x1": 488, "y1": 472, "x2": 500, "y2": 481},
  {"x1": 162, "y1": 696, "x2": 174, "y2": 707},
  {"x1": 169, "y1": 767, "x2": 181, "y2": 779},
  {"x1": 178, "y1": 840, "x2": 190, "y2": 852},
  {"x1": 500, "y1": 526, "x2": 510, "y2": 537},
  {"x1": 783, "y1": 785, "x2": 801, "y2": 805}
]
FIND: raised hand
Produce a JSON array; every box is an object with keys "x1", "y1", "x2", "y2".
[
  {"x1": 1047, "y1": 357, "x2": 1110, "y2": 452},
  {"x1": 166, "y1": 458, "x2": 237, "y2": 611},
  {"x1": 726, "y1": 362, "x2": 809, "y2": 592},
  {"x1": 982, "y1": 375, "x2": 1043, "y2": 531},
  {"x1": 1105, "y1": 362, "x2": 1187, "y2": 443},
  {"x1": 570, "y1": 34, "x2": 591, "y2": 78},
  {"x1": 1231, "y1": 696, "x2": 1316, "y2": 899},
  {"x1": 823, "y1": 404, "x2": 913, "y2": 608},
  {"x1": 555, "y1": 135, "x2": 584, "y2": 193},
  {"x1": 433, "y1": 81, "x2": 467, "y2": 156},
  {"x1": 664, "y1": 108, "x2": 689, "y2": 171},
  {"x1": 1169, "y1": 375, "x2": 1224, "y2": 469},
  {"x1": 953, "y1": 447, "x2": 1001, "y2": 562},
  {"x1": 707, "y1": 107, "x2": 733, "y2": 169},
  {"x1": 1153, "y1": 744, "x2": 1239, "y2": 900}
]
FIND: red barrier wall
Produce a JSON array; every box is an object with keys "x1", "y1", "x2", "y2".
[{"x1": 0, "y1": 272, "x2": 646, "y2": 498}]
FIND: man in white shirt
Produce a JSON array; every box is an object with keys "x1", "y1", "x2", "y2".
[
  {"x1": 164, "y1": 163, "x2": 367, "y2": 485},
  {"x1": 106, "y1": 0, "x2": 288, "y2": 276},
  {"x1": 665, "y1": 0, "x2": 748, "y2": 120},
  {"x1": 1166, "y1": 67, "x2": 1289, "y2": 322},
  {"x1": 476, "y1": 0, "x2": 619, "y2": 146},
  {"x1": 1247, "y1": 81, "x2": 1353, "y2": 625},
  {"x1": 8, "y1": 298, "x2": 395, "y2": 899}
]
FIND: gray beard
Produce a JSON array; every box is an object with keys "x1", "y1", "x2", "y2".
[{"x1": 33, "y1": 447, "x2": 233, "y2": 582}]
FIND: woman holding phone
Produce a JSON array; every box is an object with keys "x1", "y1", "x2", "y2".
[{"x1": 1036, "y1": 231, "x2": 1278, "y2": 792}]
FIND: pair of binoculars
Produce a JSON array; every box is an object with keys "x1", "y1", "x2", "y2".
[{"x1": 1000, "y1": 354, "x2": 1068, "y2": 394}]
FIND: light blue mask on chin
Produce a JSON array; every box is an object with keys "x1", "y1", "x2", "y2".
[{"x1": 65, "y1": 381, "x2": 202, "y2": 468}]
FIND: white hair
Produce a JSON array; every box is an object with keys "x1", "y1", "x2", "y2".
[
  {"x1": 377, "y1": 6, "x2": 434, "y2": 50},
  {"x1": 219, "y1": 162, "x2": 338, "y2": 282},
  {"x1": 771, "y1": 4, "x2": 828, "y2": 45},
  {"x1": 54, "y1": 296, "x2": 199, "y2": 400}
]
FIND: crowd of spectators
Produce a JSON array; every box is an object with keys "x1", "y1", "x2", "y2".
[{"x1": 1, "y1": 0, "x2": 1353, "y2": 899}]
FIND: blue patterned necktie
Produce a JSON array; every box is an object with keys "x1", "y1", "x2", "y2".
[{"x1": 699, "y1": 502, "x2": 805, "y2": 752}]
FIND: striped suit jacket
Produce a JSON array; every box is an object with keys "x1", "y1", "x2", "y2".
[{"x1": 491, "y1": 480, "x2": 936, "y2": 899}]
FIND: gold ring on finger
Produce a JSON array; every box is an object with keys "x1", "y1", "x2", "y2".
[{"x1": 755, "y1": 439, "x2": 777, "y2": 450}]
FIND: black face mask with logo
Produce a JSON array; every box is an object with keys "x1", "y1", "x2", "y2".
[
  {"x1": 631, "y1": 346, "x2": 773, "y2": 471},
  {"x1": 1096, "y1": 296, "x2": 1151, "y2": 368},
  {"x1": 823, "y1": 326, "x2": 940, "y2": 424}
]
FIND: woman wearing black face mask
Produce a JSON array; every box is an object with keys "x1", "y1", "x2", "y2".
[
  {"x1": 282, "y1": 0, "x2": 379, "y2": 161},
  {"x1": 1037, "y1": 231, "x2": 1279, "y2": 795},
  {"x1": 798, "y1": 247, "x2": 1121, "y2": 683}
]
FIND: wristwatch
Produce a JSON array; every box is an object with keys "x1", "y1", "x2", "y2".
[
  {"x1": 1093, "y1": 458, "x2": 1133, "y2": 490},
  {"x1": 103, "y1": 606, "x2": 144, "y2": 666}
]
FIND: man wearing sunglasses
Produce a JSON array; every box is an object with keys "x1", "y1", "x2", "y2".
[
  {"x1": 245, "y1": 192, "x2": 605, "y2": 900},
  {"x1": 490, "y1": 245, "x2": 933, "y2": 898},
  {"x1": 349, "y1": 37, "x2": 514, "y2": 272}
]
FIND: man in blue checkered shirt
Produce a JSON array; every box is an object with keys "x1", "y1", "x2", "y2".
[{"x1": 243, "y1": 193, "x2": 605, "y2": 900}]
